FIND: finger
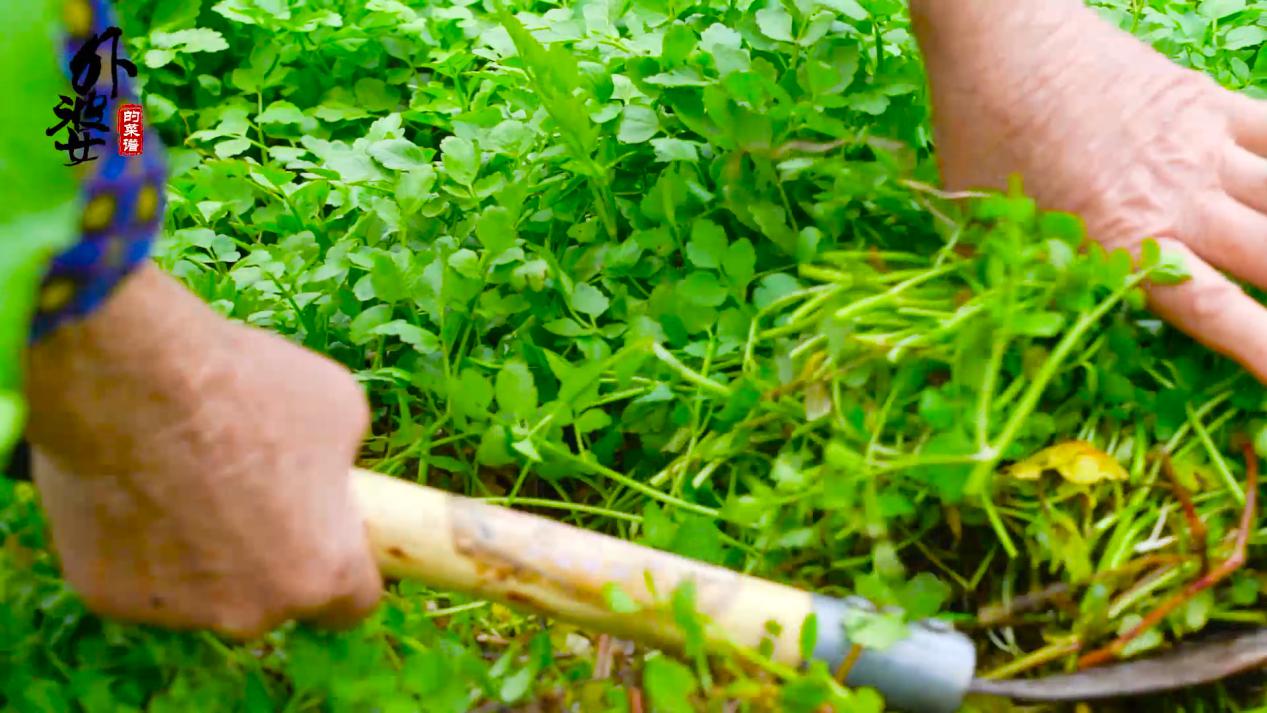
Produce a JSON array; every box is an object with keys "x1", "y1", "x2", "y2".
[
  {"x1": 1220, "y1": 145, "x2": 1267, "y2": 215},
  {"x1": 299, "y1": 516, "x2": 383, "y2": 631},
  {"x1": 305, "y1": 553, "x2": 383, "y2": 631},
  {"x1": 1227, "y1": 92, "x2": 1267, "y2": 157},
  {"x1": 1194, "y1": 194, "x2": 1267, "y2": 290},
  {"x1": 1146, "y1": 239, "x2": 1267, "y2": 385}
]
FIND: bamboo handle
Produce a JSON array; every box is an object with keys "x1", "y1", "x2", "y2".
[{"x1": 349, "y1": 468, "x2": 975, "y2": 713}]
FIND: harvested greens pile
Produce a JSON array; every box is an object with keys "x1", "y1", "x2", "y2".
[{"x1": 6, "y1": 0, "x2": 1267, "y2": 711}]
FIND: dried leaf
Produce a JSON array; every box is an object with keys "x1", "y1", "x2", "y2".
[{"x1": 1008, "y1": 441, "x2": 1129, "y2": 486}]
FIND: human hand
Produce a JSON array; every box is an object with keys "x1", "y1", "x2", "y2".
[
  {"x1": 24, "y1": 264, "x2": 381, "y2": 639},
  {"x1": 912, "y1": 0, "x2": 1267, "y2": 382}
]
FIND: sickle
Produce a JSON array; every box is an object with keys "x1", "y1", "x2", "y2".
[
  {"x1": 350, "y1": 468, "x2": 1267, "y2": 712},
  {"x1": 968, "y1": 629, "x2": 1267, "y2": 702}
]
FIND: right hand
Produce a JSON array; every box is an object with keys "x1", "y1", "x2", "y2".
[{"x1": 26, "y1": 265, "x2": 382, "y2": 639}]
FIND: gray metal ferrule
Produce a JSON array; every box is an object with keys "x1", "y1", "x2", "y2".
[{"x1": 810, "y1": 594, "x2": 977, "y2": 713}]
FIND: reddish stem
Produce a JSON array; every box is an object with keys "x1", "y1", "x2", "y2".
[
  {"x1": 1078, "y1": 442, "x2": 1258, "y2": 669},
  {"x1": 1161, "y1": 452, "x2": 1210, "y2": 576}
]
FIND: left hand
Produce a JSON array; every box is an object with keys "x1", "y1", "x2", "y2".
[{"x1": 913, "y1": 0, "x2": 1267, "y2": 384}]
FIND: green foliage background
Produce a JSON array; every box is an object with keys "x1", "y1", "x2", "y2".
[
  {"x1": 8, "y1": 0, "x2": 1267, "y2": 711},
  {"x1": 0, "y1": 0, "x2": 82, "y2": 469}
]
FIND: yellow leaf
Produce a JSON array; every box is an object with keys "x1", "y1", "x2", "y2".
[{"x1": 1008, "y1": 441, "x2": 1129, "y2": 486}]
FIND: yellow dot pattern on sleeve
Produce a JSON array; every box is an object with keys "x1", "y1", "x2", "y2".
[
  {"x1": 38, "y1": 279, "x2": 78, "y2": 314},
  {"x1": 61, "y1": 0, "x2": 92, "y2": 39},
  {"x1": 33, "y1": 0, "x2": 168, "y2": 341},
  {"x1": 81, "y1": 193, "x2": 115, "y2": 233},
  {"x1": 133, "y1": 183, "x2": 158, "y2": 224}
]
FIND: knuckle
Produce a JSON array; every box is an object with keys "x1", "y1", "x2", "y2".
[
  {"x1": 273, "y1": 563, "x2": 343, "y2": 612},
  {"x1": 282, "y1": 579, "x2": 335, "y2": 613},
  {"x1": 1189, "y1": 277, "x2": 1242, "y2": 328},
  {"x1": 212, "y1": 607, "x2": 276, "y2": 641},
  {"x1": 338, "y1": 554, "x2": 382, "y2": 606}
]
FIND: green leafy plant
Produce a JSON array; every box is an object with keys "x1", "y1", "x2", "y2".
[{"x1": 6, "y1": 0, "x2": 1267, "y2": 710}]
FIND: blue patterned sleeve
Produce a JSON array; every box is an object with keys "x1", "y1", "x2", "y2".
[{"x1": 32, "y1": 0, "x2": 168, "y2": 340}]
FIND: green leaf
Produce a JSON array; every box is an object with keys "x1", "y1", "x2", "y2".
[
  {"x1": 477, "y1": 426, "x2": 516, "y2": 466},
  {"x1": 355, "y1": 77, "x2": 401, "y2": 111},
  {"x1": 371, "y1": 320, "x2": 440, "y2": 352},
  {"x1": 1203, "y1": 0, "x2": 1245, "y2": 19},
  {"x1": 257, "y1": 100, "x2": 305, "y2": 125},
  {"x1": 753, "y1": 273, "x2": 800, "y2": 309},
  {"x1": 574, "y1": 408, "x2": 612, "y2": 435},
  {"x1": 350, "y1": 305, "x2": 394, "y2": 344},
  {"x1": 1012, "y1": 311, "x2": 1065, "y2": 338},
  {"x1": 842, "y1": 609, "x2": 908, "y2": 651},
  {"x1": 798, "y1": 613, "x2": 819, "y2": 663},
  {"x1": 150, "y1": 28, "x2": 229, "y2": 53},
  {"x1": 722, "y1": 239, "x2": 756, "y2": 290},
  {"x1": 544, "y1": 318, "x2": 587, "y2": 336},
  {"x1": 456, "y1": 369, "x2": 494, "y2": 418},
  {"x1": 214, "y1": 137, "x2": 251, "y2": 158},
  {"x1": 152, "y1": 0, "x2": 205, "y2": 29},
  {"x1": 572, "y1": 282, "x2": 610, "y2": 318},
  {"x1": 897, "y1": 573, "x2": 951, "y2": 620},
  {"x1": 1117, "y1": 614, "x2": 1165, "y2": 657},
  {"x1": 700, "y1": 23, "x2": 742, "y2": 53},
  {"x1": 671, "y1": 516, "x2": 725, "y2": 564},
  {"x1": 644, "y1": 67, "x2": 710, "y2": 87},
  {"x1": 602, "y1": 583, "x2": 640, "y2": 614},
  {"x1": 818, "y1": 0, "x2": 867, "y2": 20},
  {"x1": 1183, "y1": 590, "x2": 1214, "y2": 631},
  {"x1": 397, "y1": 166, "x2": 438, "y2": 214},
  {"x1": 686, "y1": 220, "x2": 727, "y2": 269},
  {"x1": 496, "y1": 360, "x2": 538, "y2": 420},
  {"x1": 448, "y1": 249, "x2": 481, "y2": 279},
  {"x1": 1226, "y1": 25, "x2": 1267, "y2": 50},
  {"x1": 756, "y1": 2, "x2": 795, "y2": 42},
  {"x1": 441, "y1": 136, "x2": 479, "y2": 186},
  {"x1": 661, "y1": 23, "x2": 698, "y2": 64},
  {"x1": 618, "y1": 105, "x2": 661, "y2": 144},
  {"x1": 699, "y1": 23, "x2": 750, "y2": 75},
  {"x1": 475, "y1": 205, "x2": 518, "y2": 260},
  {"x1": 369, "y1": 139, "x2": 429, "y2": 171},
  {"x1": 1151, "y1": 245, "x2": 1192, "y2": 285},
  {"x1": 643, "y1": 657, "x2": 697, "y2": 711},
  {"x1": 499, "y1": 667, "x2": 534, "y2": 703},
  {"x1": 641, "y1": 501, "x2": 677, "y2": 549},
  {"x1": 650, "y1": 137, "x2": 700, "y2": 162},
  {"x1": 679, "y1": 272, "x2": 728, "y2": 307},
  {"x1": 370, "y1": 251, "x2": 409, "y2": 302}
]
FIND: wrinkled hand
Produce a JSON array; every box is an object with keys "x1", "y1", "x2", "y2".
[
  {"x1": 24, "y1": 265, "x2": 381, "y2": 639},
  {"x1": 913, "y1": 0, "x2": 1267, "y2": 382}
]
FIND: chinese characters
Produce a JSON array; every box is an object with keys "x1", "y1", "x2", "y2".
[
  {"x1": 47, "y1": 26, "x2": 138, "y2": 166},
  {"x1": 117, "y1": 104, "x2": 143, "y2": 157}
]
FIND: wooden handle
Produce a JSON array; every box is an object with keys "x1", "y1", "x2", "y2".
[{"x1": 350, "y1": 468, "x2": 814, "y2": 664}]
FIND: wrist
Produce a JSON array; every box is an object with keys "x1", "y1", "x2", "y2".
[{"x1": 24, "y1": 263, "x2": 231, "y2": 474}]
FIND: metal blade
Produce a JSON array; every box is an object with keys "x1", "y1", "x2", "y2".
[{"x1": 968, "y1": 628, "x2": 1267, "y2": 702}]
